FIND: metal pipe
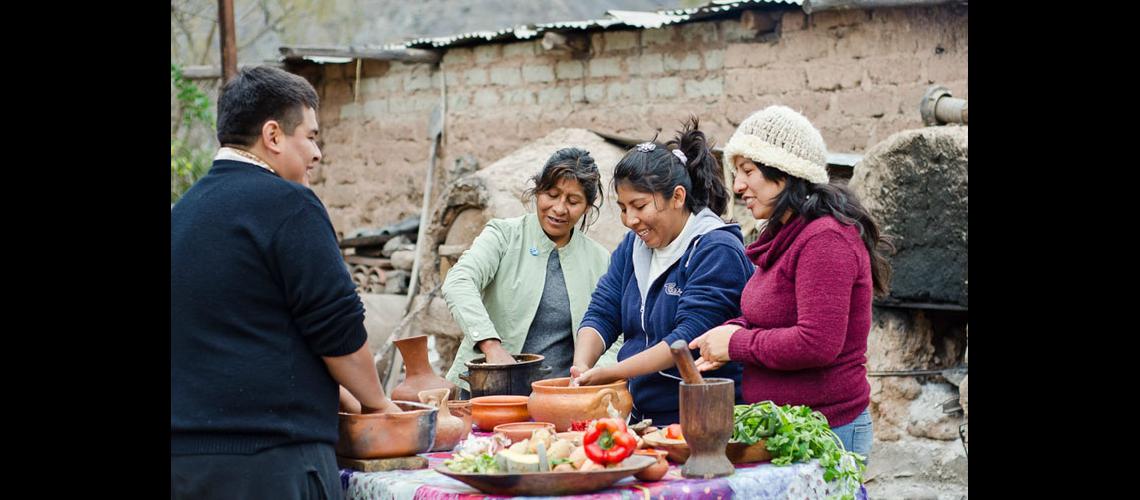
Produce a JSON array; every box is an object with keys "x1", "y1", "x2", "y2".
[{"x1": 920, "y1": 85, "x2": 968, "y2": 126}]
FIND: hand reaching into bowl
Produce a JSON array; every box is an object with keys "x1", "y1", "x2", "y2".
[{"x1": 478, "y1": 339, "x2": 518, "y2": 365}]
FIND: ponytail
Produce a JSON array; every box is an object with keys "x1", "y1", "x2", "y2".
[{"x1": 613, "y1": 115, "x2": 728, "y2": 217}]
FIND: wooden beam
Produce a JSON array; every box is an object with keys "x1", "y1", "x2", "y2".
[
  {"x1": 217, "y1": 0, "x2": 237, "y2": 82},
  {"x1": 279, "y1": 46, "x2": 441, "y2": 64}
]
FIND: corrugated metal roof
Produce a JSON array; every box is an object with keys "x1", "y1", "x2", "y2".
[
  {"x1": 660, "y1": 0, "x2": 802, "y2": 17},
  {"x1": 827, "y1": 152, "x2": 863, "y2": 167},
  {"x1": 398, "y1": 0, "x2": 802, "y2": 50},
  {"x1": 605, "y1": 10, "x2": 690, "y2": 29}
]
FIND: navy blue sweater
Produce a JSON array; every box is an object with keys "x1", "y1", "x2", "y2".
[
  {"x1": 581, "y1": 212, "x2": 753, "y2": 425},
  {"x1": 171, "y1": 160, "x2": 367, "y2": 455}
]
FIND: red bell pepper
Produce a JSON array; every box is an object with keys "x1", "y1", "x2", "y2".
[{"x1": 583, "y1": 418, "x2": 636, "y2": 465}]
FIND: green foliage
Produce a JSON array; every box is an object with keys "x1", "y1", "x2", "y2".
[
  {"x1": 732, "y1": 402, "x2": 865, "y2": 500},
  {"x1": 170, "y1": 63, "x2": 215, "y2": 204}
]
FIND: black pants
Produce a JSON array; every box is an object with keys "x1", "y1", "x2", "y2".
[{"x1": 171, "y1": 442, "x2": 341, "y2": 500}]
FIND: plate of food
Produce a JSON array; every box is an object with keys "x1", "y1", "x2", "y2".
[
  {"x1": 436, "y1": 454, "x2": 655, "y2": 495},
  {"x1": 437, "y1": 418, "x2": 654, "y2": 495}
]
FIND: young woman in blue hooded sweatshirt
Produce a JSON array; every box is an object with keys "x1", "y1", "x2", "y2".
[{"x1": 570, "y1": 118, "x2": 753, "y2": 425}]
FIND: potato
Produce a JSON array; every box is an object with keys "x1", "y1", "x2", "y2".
[
  {"x1": 508, "y1": 440, "x2": 528, "y2": 455},
  {"x1": 527, "y1": 428, "x2": 554, "y2": 453},
  {"x1": 552, "y1": 463, "x2": 576, "y2": 472},
  {"x1": 547, "y1": 439, "x2": 574, "y2": 461},
  {"x1": 568, "y1": 446, "x2": 588, "y2": 469},
  {"x1": 578, "y1": 459, "x2": 605, "y2": 471}
]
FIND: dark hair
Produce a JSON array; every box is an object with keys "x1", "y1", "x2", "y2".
[
  {"x1": 523, "y1": 147, "x2": 603, "y2": 231},
  {"x1": 756, "y1": 165, "x2": 895, "y2": 297},
  {"x1": 612, "y1": 116, "x2": 728, "y2": 217},
  {"x1": 216, "y1": 66, "x2": 319, "y2": 147}
]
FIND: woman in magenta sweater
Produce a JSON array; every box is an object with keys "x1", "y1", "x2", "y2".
[{"x1": 688, "y1": 106, "x2": 893, "y2": 460}]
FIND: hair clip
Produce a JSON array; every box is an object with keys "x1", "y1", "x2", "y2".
[
  {"x1": 636, "y1": 142, "x2": 656, "y2": 153},
  {"x1": 671, "y1": 149, "x2": 687, "y2": 164}
]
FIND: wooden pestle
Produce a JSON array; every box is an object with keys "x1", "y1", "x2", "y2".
[{"x1": 669, "y1": 339, "x2": 704, "y2": 385}]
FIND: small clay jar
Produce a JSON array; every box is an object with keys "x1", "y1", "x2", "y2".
[
  {"x1": 419, "y1": 388, "x2": 465, "y2": 451},
  {"x1": 447, "y1": 399, "x2": 473, "y2": 437}
]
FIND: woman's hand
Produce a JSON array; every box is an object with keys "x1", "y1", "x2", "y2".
[
  {"x1": 573, "y1": 365, "x2": 618, "y2": 386},
  {"x1": 478, "y1": 339, "x2": 517, "y2": 365},
  {"x1": 694, "y1": 358, "x2": 727, "y2": 372},
  {"x1": 688, "y1": 325, "x2": 741, "y2": 371}
]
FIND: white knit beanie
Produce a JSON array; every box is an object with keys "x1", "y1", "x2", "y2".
[{"x1": 723, "y1": 105, "x2": 829, "y2": 184}]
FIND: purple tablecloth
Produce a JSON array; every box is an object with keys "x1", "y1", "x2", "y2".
[{"x1": 340, "y1": 442, "x2": 867, "y2": 499}]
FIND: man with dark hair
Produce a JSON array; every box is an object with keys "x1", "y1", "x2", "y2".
[{"x1": 171, "y1": 66, "x2": 399, "y2": 499}]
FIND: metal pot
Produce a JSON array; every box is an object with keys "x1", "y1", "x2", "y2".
[{"x1": 460, "y1": 353, "x2": 551, "y2": 398}]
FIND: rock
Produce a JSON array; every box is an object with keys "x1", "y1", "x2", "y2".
[
  {"x1": 360, "y1": 293, "x2": 409, "y2": 353},
  {"x1": 907, "y1": 383, "x2": 964, "y2": 440},
  {"x1": 383, "y1": 235, "x2": 415, "y2": 258},
  {"x1": 385, "y1": 270, "x2": 410, "y2": 294},
  {"x1": 866, "y1": 438, "x2": 967, "y2": 486},
  {"x1": 850, "y1": 126, "x2": 968, "y2": 307},
  {"x1": 391, "y1": 250, "x2": 416, "y2": 270}
]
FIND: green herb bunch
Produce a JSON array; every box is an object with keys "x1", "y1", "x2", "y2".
[{"x1": 732, "y1": 402, "x2": 865, "y2": 500}]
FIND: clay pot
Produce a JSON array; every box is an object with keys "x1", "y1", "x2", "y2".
[
  {"x1": 419, "y1": 388, "x2": 467, "y2": 452},
  {"x1": 335, "y1": 401, "x2": 437, "y2": 459},
  {"x1": 633, "y1": 449, "x2": 670, "y2": 482},
  {"x1": 493, "y1": 422, "x2": 556, "y2": 443},
  {"x1": 391, "y1": 335, "x2": 457, "y2": 402},
  {"x1": 447, "y1": 399, "x2": 473, "y2": 436},
  {"x1": 527, "y1": 377, "x2": 633, "y2": 431},
  {"x1": 470, "y1": 395, "x2": 530, "y2": 431},
  {"x1": 461, "y1": 353, "x2": 552, "y2": 397}
]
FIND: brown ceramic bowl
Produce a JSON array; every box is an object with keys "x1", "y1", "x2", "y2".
[
  {"x1": 493, "y1": 422, "x2": 556, "y2": 443},
  {"x1": 527, "y1": 377, "x2": 633, "y2": 431},
  {"x1": 335, "y1": 401, "x2": 438, "y2": 459},
  {"x1": 725, "y1": 440, "x2": 772, "y2": 463},
  {"x1": 469, "y1": 395, "x2": 531, "y2": 431},
  {"x1": 642, "y1": 429, "x2": 690, "y2": 463}
]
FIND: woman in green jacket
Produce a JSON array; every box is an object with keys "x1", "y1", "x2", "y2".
[{"x1": 443, "y1": 148, "x2": 622, "y2": 397}]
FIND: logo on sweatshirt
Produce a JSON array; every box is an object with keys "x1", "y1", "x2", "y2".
[{"x1": 664, "y1": 283, "x2": 683, "y2": 296}]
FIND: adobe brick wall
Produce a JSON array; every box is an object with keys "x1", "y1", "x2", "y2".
[{"x1": 308, "y1": 4, "x2": 967, "y2": 237}]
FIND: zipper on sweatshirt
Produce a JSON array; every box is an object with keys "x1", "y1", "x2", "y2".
[{"x1": 640, "y1": 301, "x2": 646, "y2": 333}]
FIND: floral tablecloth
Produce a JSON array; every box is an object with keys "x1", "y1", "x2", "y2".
[{"x1": 340, "y1": 450, "x2": 867, "y2": 499}]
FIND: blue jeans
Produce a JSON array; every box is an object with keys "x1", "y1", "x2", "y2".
[{"x1": 830, "y1": 406, "x2": 873, "y2": 465}]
